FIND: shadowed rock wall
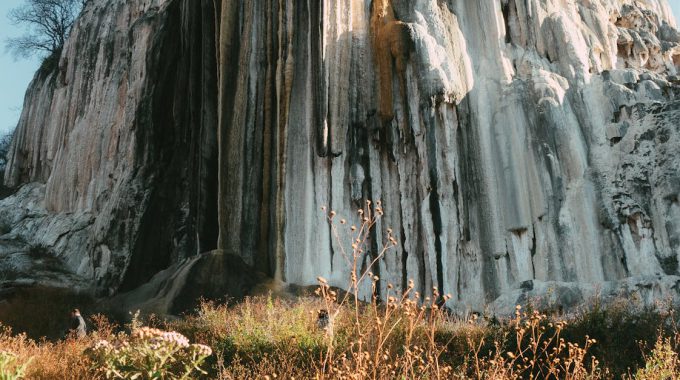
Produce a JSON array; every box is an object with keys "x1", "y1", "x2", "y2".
[{"x1": 1, "y1": 0, "x2": 220, "y2": 295}]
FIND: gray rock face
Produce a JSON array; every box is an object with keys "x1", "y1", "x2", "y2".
[
  {"x1": 2, "y1": 0, "x2": 680, "y2": 313},
  {"x1": 3, "y1": 0, "x2": 218, "y2": 296}
]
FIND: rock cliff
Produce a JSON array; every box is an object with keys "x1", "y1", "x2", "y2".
[{"x1": 1, "y1": 0, "x2": 680, "y2": 314}]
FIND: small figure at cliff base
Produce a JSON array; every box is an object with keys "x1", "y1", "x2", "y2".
[{"x1": 68, "y1": 308, "x2": 87, "y2": 338}]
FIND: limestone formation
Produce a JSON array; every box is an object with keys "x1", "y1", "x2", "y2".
[{"x1": 1, "y1": 0, "x2": 680, "y2": 314}]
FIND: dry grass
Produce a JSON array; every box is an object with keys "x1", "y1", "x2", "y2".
[
  {"x1": 0, "y1": 324, "x2": 105, "y2": 379},
  {"x1": 1, "y1": 296, "x2": 680, "y2": 379}
]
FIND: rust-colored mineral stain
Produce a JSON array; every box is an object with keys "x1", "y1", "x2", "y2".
[{"x1": 370, "y1": 0, "x2": 414, "y2": 124}]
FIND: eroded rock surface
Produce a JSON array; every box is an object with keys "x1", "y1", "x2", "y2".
[{"x1": 2, "y1": 0, "x2": 680, "y2": 314}]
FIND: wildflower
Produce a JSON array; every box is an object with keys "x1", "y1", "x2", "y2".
[
  {"x1": 159, "y1": 331, "x2": 190, "y2": 348},
  {"x1": 132, "y1": 327, "x2": 164, "y2": 340},
  {"x1": 191, "y1": 344, "x2": 213, "y2": 357},
  {"x1": 93, "y1": 340, "x2": 112, "y2": 351}
]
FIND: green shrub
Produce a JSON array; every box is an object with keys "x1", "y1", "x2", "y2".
[
  {"x1": 87, "y1": 327, "x2": 212, "y2": 380},
  {"x1": 173, "y1": 296, "x2": 328, "y2": 372},
  {"x1": 631, "y1": 336, "x2": 680, "y2": 379},
  {"x1": 0, "y1": 351, "x2": 29, "y2": 380},
  {"x1": 562, "y1": 300, "x2": 669, "y2": 376}
]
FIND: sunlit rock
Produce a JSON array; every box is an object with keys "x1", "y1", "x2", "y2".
[{"x1": 1, "y1": 0, "x2": 680, "y2": 314}]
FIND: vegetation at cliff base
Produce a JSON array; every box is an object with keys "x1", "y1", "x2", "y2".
[
  {"x1": 2, "y1": 205, "x2": 680, "y2": 379},
  {"x1": 1, "y1": 296, "x2": 680, "y2": 379}
]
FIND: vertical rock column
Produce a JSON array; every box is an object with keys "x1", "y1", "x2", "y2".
[{"x1": 214, "y1": 0, "x2": 293, "y2": 278}]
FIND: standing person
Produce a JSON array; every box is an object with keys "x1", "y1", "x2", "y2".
[{"x1": 69, "y1": 308, "x2": 87, "y2": 338}]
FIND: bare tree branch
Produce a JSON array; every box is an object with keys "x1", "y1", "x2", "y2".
[{"x1": 5, "y1": 0, "x2": 83, "y2": 59}]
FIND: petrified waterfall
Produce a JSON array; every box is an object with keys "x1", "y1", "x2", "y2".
[{"x1": 1, "y1": 0, "x2": 680, "y2": 313}]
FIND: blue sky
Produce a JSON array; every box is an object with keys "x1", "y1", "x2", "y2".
[
  {"x1": 0, "y1": 0, "x2": 40, "y2": 136},
  {"x1": 0, "y1": 1, "x2": 679, "y2": 136}
]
